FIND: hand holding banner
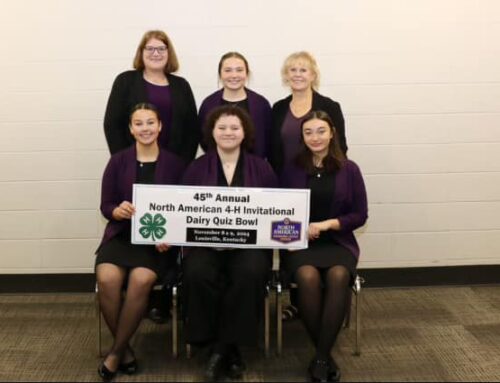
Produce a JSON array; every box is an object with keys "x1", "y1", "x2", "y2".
[{"x1": 132, "y1": 184, "x2": 310, "y2": 249}]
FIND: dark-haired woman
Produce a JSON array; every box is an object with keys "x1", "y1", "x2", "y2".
[
  {"x1": 96, "y1": 103, "x2": 185, "y2": 381},
  {"x1": 280, "y1": 110, "x2": 367, "y2": 382},
  {"x1": 198, "y1": 52, "x2": 272, "y2": 159},
  {"x1": 183, "y1": 105, "x2": 277, "y2": 381}
]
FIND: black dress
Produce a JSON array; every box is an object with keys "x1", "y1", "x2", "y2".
[
  {"x1": 282, "y1": 167, "x2": 357, "y2": 282},
  {"x1": 95, "y1": 161, "x2": 176, "y2": 278}
]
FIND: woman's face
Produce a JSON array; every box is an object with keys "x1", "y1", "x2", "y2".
[
  {"x1": 285, "y1": 60, "x2": 316, "y2": 92},
  {"x1": 212, "y1": 114, "x2": 245, "y2": 152},
  {"x1": 219, "y1": 57, "x2": 248, "y2": 92},
  {"x1": 142, "y1": 38, "x2": 168, "y2": 71},
  {"x1": 129, "y1": 109, "x2": 161, "y2": 146},
  {"x1": 302, "y1": 118, "x2": 333, "y2": 156}
]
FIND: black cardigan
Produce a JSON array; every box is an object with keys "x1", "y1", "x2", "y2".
[
  {"x1": 270, "y1": 91, "x2": 347, "y2": 173},
  {"x1": 103, "y1": 70, "x2": 199, "y2": 162}
]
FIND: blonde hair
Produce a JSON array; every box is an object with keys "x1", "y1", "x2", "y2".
[
  {"x1": 281, "y1": 51, "x2": 320, "y2": 90},
  {"x1": 133, "y1": 30, "x2": 179, "y2": 74}
]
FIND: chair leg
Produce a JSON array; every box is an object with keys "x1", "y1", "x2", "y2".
[
  {"x1": 354, "y1": 276, "x2": 362, "y2": 356},
  {"x1": 276, "y1": 282, "x2": 283, "y2": 356},
  {"x1": 95, "y1": 284, "x2": 102, "y2": 358},
  {"x1": 172, "y1": 286, "x2": 178, "y2": 358},
  {"x1": 264, "y1": 284, "x2": 270, "y2": 358},
  {"x1": 343, "y1": 288, "x2": 353, "y2": 329}
]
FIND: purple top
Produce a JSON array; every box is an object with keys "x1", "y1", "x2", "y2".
[
  {"x1": 183, "y1": 150, "x2": 278, "y2": 188},
  {"x1": 145, "y1": 81, "x2": 172, "y2": 147},
  {"x1": 198, "y1": 88, "x2": 272, "y2": 159},
  {"x1": 281, "y1": 108, "x2": 305, "y2": 166},
  {"x1": 97, "y1": 146, "x2": 186, "y2": 252},
  {"x1": 280, "y1": 160, "x2": 368, "y2": 259}
]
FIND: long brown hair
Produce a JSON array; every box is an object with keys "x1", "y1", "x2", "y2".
[{"x1": 295, "y1": 110, "x2": 346, "y2": 174}]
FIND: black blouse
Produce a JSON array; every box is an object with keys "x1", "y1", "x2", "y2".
[{"x1": 308, "y1": 167, "x2": 336, "y2": 243}]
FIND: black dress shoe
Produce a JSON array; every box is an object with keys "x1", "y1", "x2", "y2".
[
  {"x1": 308, "y1": 358, "x2": 329, "y2": 382},
  {"x1": 148, "y1": 307, "x2": 169, "y2": 324},
  {"x1": 97, "y1": 361, "x2": 117, "y2": 382},
  {"x1": 205, "y1": 352, "x2": 227, "y2": 382},
  {"x1": 118, "y1": 358, "x2": 138, "y2": 375},
  {"x1": 226, "y1": 347, "x2": 246, "y2": 379},
  {"x1": 327, "y1": 357, "x2": 341, "y2": 382}
]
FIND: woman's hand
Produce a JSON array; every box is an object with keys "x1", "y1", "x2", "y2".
[
  {"x1": 155, "y1": 243, "x2": 171, "y2": 253},
  {"x1": 112, "y1": 201, "x2": 136, "y2": 221},
  {"x1": 308, "y1": 222, "x2": 323, "y2": 240},
  {"x1": 307, "y1": 219, "x2": 341, "y2": 240}
]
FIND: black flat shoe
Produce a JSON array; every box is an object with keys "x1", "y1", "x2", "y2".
[
  {"x1": 205, "y1": 352, "x2": 227, "y2": 382},
  {"x1": 226, "y1": 347, "x2": 246, "y2": 379},
  {"x1": 118, "y1": 358, "x2": 138, "y2": 375},
  {"x1": 327, "y1": 357, "x2": 341, "y2": 382},
  {"x1": 97, "y1": 361, "x2": 117, "y2": 382},
  {"x1": 308, "y1": 358, "x2": 329, "y2": 382}
]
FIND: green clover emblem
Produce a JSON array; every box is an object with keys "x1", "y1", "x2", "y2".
[{"x1": 139, "y1": 213, "x2": 166, "y2": 241}]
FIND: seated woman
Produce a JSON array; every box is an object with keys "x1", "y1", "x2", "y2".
[
  {"x1": 182, "y1": 105, "x2": 278, "y2": 381},
  {"x1": 95, "y1": 103, "x2": 185, "y2": 381},
  {"x1": 280, "y1": 110, "x2": 368, "y2": 382}
]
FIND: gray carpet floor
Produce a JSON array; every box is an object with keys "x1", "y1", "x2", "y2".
[{"x1": 1, "y1": 285, "x2": 500, "y2": 382}]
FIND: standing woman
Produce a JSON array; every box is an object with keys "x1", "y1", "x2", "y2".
[
  {"x1": 104, "y1": 30, "x2": 199, "y2": 162},
  {"x1": 198, "y1": 52, "x2": 272, "y2": 159},
  {"x1": 270, "y1": 51, "x2": 348, "y2": 174},
  {"x1": 183, "y1": 105, "x2": 277, "y2": 382},
  {"x1": 280, "y1": 111, "x2": 367, "y2": 382},
  {"x1": 96, "y1": 103, "x2": 185, "y2": 381}
]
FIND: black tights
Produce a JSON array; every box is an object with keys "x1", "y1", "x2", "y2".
[
  {"x1": 294, "y1": 265, "x2": 351, "y2": 360},
  {"x1": 96, "y1": 264, "x2": 157, "y2": 371}
]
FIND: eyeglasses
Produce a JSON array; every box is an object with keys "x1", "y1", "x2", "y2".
[{"x1": 144, "y1": 46, "x2": 167, "y2": 54}]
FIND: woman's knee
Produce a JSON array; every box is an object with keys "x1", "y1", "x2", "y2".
[
  {"x1": 295, "y1": 265, "x2": 321, "y2": 285},
  {"x1": 128, "y1": 268, "x2": 157, "y2": 293},
  {"x1": 326, "y1": 265, "x2": 351, "y2": 288},
  {"x1": 96, "y1": 264, "x2": 125, "y2": 290}
]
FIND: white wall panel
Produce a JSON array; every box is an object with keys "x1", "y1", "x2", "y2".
[
  {"x1": 40, "y1": 239, "x2": 98, "y2": 271},
  {"x1": 0, "y1": 152, "x2": 108, "y2": 182},
  {"x1": 0, "y1": 181, "x2": 100, "y2": 211},
  {"x1": 348, "y1": 114, "x2": 500, "y2": 145},
  {"x1": 0, "y1": 0, "x2": 499, "y2": 273},
  {"x1": 0, "y1": 212, "x2": 42, "y2": 240},
  {"x1": 0, "y1": 241, "x2": 41, "y2": 269},
  {"x1": 0, "y1": 122, "x2": 105, "y2": 152}
]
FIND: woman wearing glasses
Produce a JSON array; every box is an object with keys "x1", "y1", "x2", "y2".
[{"x1": 104, "y1": 30, "x2": 199, "y2": 163}]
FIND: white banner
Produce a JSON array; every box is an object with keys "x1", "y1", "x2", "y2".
[{"x1": 132, "y1": 184, "x2": 310, "y2": 249}]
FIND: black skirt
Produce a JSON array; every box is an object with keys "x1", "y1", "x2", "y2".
[
  {"x1": 281, "y1": 240, "x2": 357, "y2": 285},
  {"x1": 95, "y1": 231, "x2": 176, "y2": 279}
]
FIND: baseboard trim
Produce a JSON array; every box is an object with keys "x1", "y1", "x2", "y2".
[
  {"x1": 0, "y1": 265, "x2": 499, "y2": 293},
  {"x1": 0, "y1": 274, "x2": 96, "y2": 293},
  {"x1": 358, "y1": 265, "x2": 500, "y2": 288}
]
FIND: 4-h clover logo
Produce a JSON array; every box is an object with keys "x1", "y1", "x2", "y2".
[{"x1": 139, "y1": 213, "x2": 166, "y2": 241}]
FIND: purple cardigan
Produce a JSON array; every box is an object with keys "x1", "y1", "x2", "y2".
[
  {"x1": 198, "y1": 88, "x2": 272, "y2": 159},
  {"x1": 281, "y1": 160, "x2": 368, "y2": 259},
  {"x1": 183, "y1": 150, "x2": 278, "y2": 188},
  {"x1": 97, "y1": 146, "x2": 186, "y2": 251}
]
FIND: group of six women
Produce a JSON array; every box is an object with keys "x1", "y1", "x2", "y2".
[{"x1": 96, "y1": 29, "x2": 368, "y2": 383}]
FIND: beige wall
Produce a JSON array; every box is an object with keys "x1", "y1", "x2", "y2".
[{"x1": 1, "y1": 0, "x2": 499, "y2": 273}]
